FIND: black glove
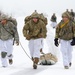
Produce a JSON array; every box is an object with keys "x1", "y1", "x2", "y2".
[
  {"x1": 54, "y1": 38, "x2": 59, "y2": 47},
  {"x1": 71, "y1": 37, "x2": 75, "y2": 46}
]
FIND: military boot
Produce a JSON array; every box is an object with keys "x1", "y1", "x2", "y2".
[
  {"x1": 69, "y1": 62, "x2": 72, "y2": 67},
  {"x1": 33, "y1": 58, "x2": 39, "y2": 69},
  {"x1": 64, "y1": 66, "x2": 69, "y2": 69},
  {"x1": 9, "y1": 59, "x2": 13, "y2": 65}
]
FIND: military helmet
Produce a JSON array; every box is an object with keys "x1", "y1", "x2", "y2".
[
  {"x1": 31, "y1": 10, "x2": 40, "y2": 19},
  {"x1": 0, "y1": 14, "x2": 8, "y2": 20},
  {"x1": 62, "y1": 12, "x2": 71, "y2": 19}
]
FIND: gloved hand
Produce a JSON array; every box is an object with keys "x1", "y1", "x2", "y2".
[
  {"x1": 37, "y1": 34, "x2": 43, "y2": 38},
  {"x1": 26, "y1": 35, "x2": 31, "y2": 40},
  {"x1": 54, "y1": 38, "x2": 59, "y2": 47},
  {"x1": 71, "y1": 37, "x2": 75, "y2": 46}
]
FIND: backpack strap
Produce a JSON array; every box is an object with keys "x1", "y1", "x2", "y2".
[
  {"x1": 60, "y1": 20, "x2": 69, "y2": 28},
  {"x1": 1, "y1": 24, "x2": 15, "y2": 45}
]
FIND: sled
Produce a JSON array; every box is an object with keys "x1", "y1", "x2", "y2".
[{"x1": 39, "y1": 53, "x2": 58, "y2": 65}]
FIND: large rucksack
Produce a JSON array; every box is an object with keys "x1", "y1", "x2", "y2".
[
  {"x1": 8, "y1": 17, "x2": 17, "y2": 26},
  {"x1": 24, "y1": 12, "x2": 48, "y2": 25},
  {"x1": 24, "y1": 16, "x2": 32, "y2": 24},
  {"x1": 39, "y1": 13, "x2": 48, "y2": 25}
]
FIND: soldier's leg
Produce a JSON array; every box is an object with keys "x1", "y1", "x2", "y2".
[
  {"x1": 68, "y1": 40, "x2": 73, "y2": 67},
  {"x1": 53, "y1": 22, "x2": 57, "y2": 28},
  {"x1": 51, "y1": 22, "x2": 54, "y2": 28},
  {"x1": 40, "y1": 38, "x2": 44, "y2": 54},
  {"x1": 6, "y1": 39, "x2": 13, "y2": 65},
  {"x1": 60, "y1": 40, "x2": 69, "y2": 69},
  {"x1": 33, "y1": 38, "x2": 41, "y2": 69},
  {"x1": 29, "y1": 39, "x2": 34, "y2": 60},
  {"x1": 33, "y1": 58, "x2": 39, "y2": 69},
  {"x1": 0, "y1": 40, "x2": 8, "y2": 67},
  {"x1": 1, "y1": 52, "x2": 8, "y2": 67}
]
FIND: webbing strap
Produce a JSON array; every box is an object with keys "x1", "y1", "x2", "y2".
[{"x1": 60, "y1": 20, "x2": 69, "y2": 28}]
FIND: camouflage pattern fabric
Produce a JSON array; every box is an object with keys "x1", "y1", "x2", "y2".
[
  {"x1": 24, "y1": 16, "x2": 31, "y2": 24},
  {"x1": 23, "y1": 19, "x2": 47, "y2": 40},
  {"x1": 24, "y1": 11, "x2": 48, "y2": 26},
  {"x1": 23, "y1": 11, "x2": 47, "y2": 40},
  {"x1": 39, "y1": 53, "x2": 58, "y2": 63},
  {"x1": 55, "y1": 20, "x2": 75, "y2": 40},
  {"x1": 62, "y1": 11, "x2": 71, "y2": 19},
  {"x1": 8, "y1": 17, "x2": 17, "y2": 26},
  {"x1": 39, "y1": 13, "x2": 47, "y2": 25}
]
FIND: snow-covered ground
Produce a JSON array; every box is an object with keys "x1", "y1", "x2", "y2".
[{"x1": 0, "y1": 16, "x2": 75, "y2": 75}]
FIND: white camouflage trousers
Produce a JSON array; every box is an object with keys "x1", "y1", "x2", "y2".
[
  {"x1": 60, "y1": 39, "x2": 73, "y2": 67},
  {"x1": 51, "y1": 22, "x2": 57, "y2": 28},
  {"x1": 29, "y1": 38, "x2": 42, "y2": 58},
  {"x1": 0, "y1": 39, "x2": 13, "y2": 67},
  {"x1": 40, "y1": 38, "x2": 44, "y2": 49}
]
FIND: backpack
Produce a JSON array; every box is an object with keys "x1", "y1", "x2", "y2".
[
  {"x1": 24, "y1": 13, "x2": 48, "y2": 25},
  {"x1": 39, "y1": 13, "x2": 47, "y2": 25},
  {"x1": 24, "y1": 16, "x2": 32, "y2": 24},
  {"x1": 8, "y1": 17, "x2": 17, "y2": 26}
]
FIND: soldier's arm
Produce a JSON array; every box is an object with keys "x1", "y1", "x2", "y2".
[
  {"x1": 23, "y1": 23, "x2": 29, "y2": 37},
  {"x1": 55, "y1": 23, "x2": 60, "y2": 38},
  {"x1": 72, "y1": 22, "x2": 75, "y2": 37},
  {"x1": 41, "y1": 22, "x2": 47, "y2": 38},
  {"x1": 9, "y1": 21, "x2": 19, "y2": 43}
]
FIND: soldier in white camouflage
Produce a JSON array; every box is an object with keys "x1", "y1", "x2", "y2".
[
  {"x1": 0, "y1": 14, "x2": 19, "y2": 67},
  {"x1": 23, "y1": 11, "x2": 47, "y2": 69},
  {"x1": 50, "y1": 13, "x2": 57, "y2": 28},
  {"x1": 54, "y1": 12, "x2": 75, "y2": 69}
]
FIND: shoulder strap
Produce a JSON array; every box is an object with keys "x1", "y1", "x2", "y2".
[
  {"x1": 2, "y1": 25, "x2": 14, "y2": 37},
  {"x1": 60, "y1": 20, "x2": 69, "y2": 28},
  {"x1": 2, "y1": 25, "x2": 15, "y2": 45}
]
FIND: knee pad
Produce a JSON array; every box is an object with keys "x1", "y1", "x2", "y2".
[{"x1": 1, "y1": 52, "x2": 7, "y2": 58}]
